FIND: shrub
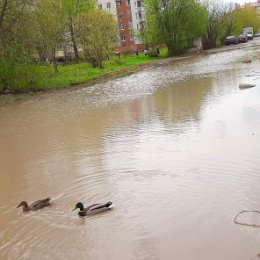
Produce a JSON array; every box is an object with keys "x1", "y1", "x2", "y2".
[
  {"x1": 0, "y1": 60, "x2": 44, "y2": 94},
  {"x1": 147, "y1": 49, "x2": 158, "y2": 57},
  {"x1": 0, "y1": 60, "x2": 16, "y2": 94}
]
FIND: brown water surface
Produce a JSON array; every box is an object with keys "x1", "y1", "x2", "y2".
[{"x1": 1, "y1": 40, "x2": 260, "y2": 260}]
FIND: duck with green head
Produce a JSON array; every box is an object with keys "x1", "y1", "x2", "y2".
[{"x1": 73, "y1": 201, "x2": 113, "y2": 217}]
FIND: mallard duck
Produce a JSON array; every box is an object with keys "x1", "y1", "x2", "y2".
[
  {"x1": 73, "y1": 201, "x2": 113, "y2": 217},
  {"x1": 17, "y1": 197, "x2": 52, "y2": 211}
]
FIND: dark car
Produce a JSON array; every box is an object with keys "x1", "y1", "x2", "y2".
[
  {"x1": 224, "y1": 36, "x2": 237, "y2": 45},
  {"x1": 237, "y1": 34, "x2": 248, "y2": 43}
]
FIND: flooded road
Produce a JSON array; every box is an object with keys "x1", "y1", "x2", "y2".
[{"x1": 1, "y1": 39, "x2": 260, "y2": 260}]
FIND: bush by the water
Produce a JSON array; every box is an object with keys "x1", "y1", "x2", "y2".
[
  {"x1": 0, "y1": 53, "x2": 165, "y2": 95},
  {"x1": 0, "y1": 60, "x2": 45, "y2": 94},
  {"x1": 147, "y1": 49, "x2": 158, "y2": 57},
  {"x1": 0, "y1": 60, "x2": 16, "y2": 93}
]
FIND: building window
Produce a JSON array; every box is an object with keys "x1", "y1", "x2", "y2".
[
  {"x1": 107, "y1": 2, "x2": 111, "y2": 8},
  {"x1": 120, "y1": 35, "x2": 126, "y2": 41},
  {"x1": 127, "y1": 0, "x2": 130, "y2": 5},
  {"x1": 98, "y1": 3, "x2": 102, "y2": 9},
  {"x1": 119, "y1": 24, "x2": 125, "y2": 30},
  {"x1": 128, "y1": 22, "x2": 133, "y2": 29},
  {"x1": 137, "y1": 24, "x2": 139, "y2": 29},
  {"x1": 128, "y1": 10, "x2": 132, "y2": 17},
  {"x1": 116, "y1": 0, "x2": 122, "y2": 6},
  {"x1": 135, "y1": 13, "x2": 138, "y2": 19}
]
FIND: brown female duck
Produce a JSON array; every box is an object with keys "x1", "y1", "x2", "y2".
[{"x1": 17, "y1": 197, "x2": 52, "y2": 211}]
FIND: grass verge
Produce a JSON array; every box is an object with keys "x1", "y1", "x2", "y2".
[
  {"x1": 39, "y1": 54, "x2": 167, "y2": 90},
  {"x1": 1, "y1": 50, "x2": 167, "y2": 95}
]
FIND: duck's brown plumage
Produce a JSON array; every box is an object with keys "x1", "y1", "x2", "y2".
[{"x1": 17, "y1": 197, "x2": 52, "y2": 211}]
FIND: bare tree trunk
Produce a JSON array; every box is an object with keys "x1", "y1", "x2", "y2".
[
  {"x1": 0, "y1": 0, "x2": 8, "y2": 29},
  {"x1": 166, "y1": 41, "x2": 174, "y2": 57},
  {"x1": 53, "y1": 60, "x2": 58, "y2": 73},
  {"x1": 69, "y1": 15, "x2": 79, "y2": 60}
]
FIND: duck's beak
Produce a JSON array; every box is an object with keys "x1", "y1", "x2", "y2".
[
  {"x1": 16, "y1": 203, "x2": 22, "y2": 208},
  {"x1": 72, "y1": 207, "x2": 76, "y2": 211}
]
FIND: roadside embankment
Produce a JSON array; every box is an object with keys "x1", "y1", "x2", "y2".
[{"x1": 1, "y1": 40, "x2": 259, "y2": 105}]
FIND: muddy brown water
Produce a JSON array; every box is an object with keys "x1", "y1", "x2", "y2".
[{"x1": 1, "y1": 40, "x2": 260, "y2": 260}]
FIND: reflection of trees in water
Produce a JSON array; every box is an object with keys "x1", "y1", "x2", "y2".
[
  {"x1": 0, "y1": 78, "x2": 213, "y2": 196},
  {"x1": 153, "y1": 78, "x2": 213, "y2": 126}
]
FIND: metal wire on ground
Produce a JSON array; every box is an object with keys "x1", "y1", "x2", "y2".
[{"x1": 234, "y1": 210, "x2": 260, "y2": 227}]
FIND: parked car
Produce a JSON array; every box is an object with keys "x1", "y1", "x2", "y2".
[
  {"x1": 237, "y1": 34, "x2": 248, "y2": 43},
  {"x1": 246, "y1": 32, "x2": 253, "y2": 40},
  {"x1": 254, "y1": 32, "x2": 260, "y2": 37},
  {"x1": 243, "y1": 27, "x2": 253, "y2": 39},
  {"x1": 224, "y1": 36, "x2": 237, "y2": 45}
]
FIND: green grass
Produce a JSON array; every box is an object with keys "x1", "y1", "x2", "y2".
[
  {"x1": 0, "y1": 50, "x2": 168, "y2": 94},
  {"x1": 37, "y1": 53, "x2": 165, "y2": 90}
]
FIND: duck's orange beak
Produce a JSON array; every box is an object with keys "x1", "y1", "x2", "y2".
[{"x1": 72, "y1": 207, "x2": 77, "y2": 211}]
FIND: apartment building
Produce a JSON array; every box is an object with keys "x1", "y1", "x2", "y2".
[
  {"x1": 251, "y1": 0, "x2": 260, "y2": 16},
  {"x1": 242, "y1": 0, "x2": 260, "y2": 15},
  {"x1": 97, "y1": 0, "x2": 146, "y2": 52}
]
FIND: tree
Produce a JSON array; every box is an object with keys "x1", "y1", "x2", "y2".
[
  {"x1": 218, "y1": 3, "x2": 237, "y2": 40},
  {"x1": 75, "y1": 9, "x2": 118, "y2": 68},
  {"x1": 62, "y1": 0, "x2": 95, "y2": 60},
  {"x1": 232, "y1": 6, "x2": 260, "y2": 35},
  {"x1": 144, "y1": 0, "x2": 207, "y2": 56},
  {"x1": 0, "y1": 0, "x2": 37, "y2": 58},
  {"x1": 202, "y1": 0, "x2": 227, "y2": 49},
  {"x1": 31, "y1": 0, "x2": 66, "y2": 72},
  {"x1": 201, "y1": 0, "x2": 259, "y2": 49},
  {"x1": 0, "y1": 0, "x2": 39, "y2": 93}
]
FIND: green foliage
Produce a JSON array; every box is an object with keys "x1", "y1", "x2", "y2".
[
  {"x1": 0, "y1": 60, "x2": 16, "y2": 93},
  {"x1": 203, "y1": 1, "x2": 226, "y2": 49},
  {"x1": 0, "y1": 0, "x2": 35, "y2": 60},
  {"x1": 61, "y1": 0, "x2": 96, "y2": 59},
  {"x1": 32, "y1": 0, "x2": 66, "y2": 61},
  {"x1": 62, "y1": 0, "x2": 95, "y2": 18},
  {"x1": 0, "y1": 54, "x2": 161, "y2": 94},
  {"x1": 75, "y1": 9, "x2": 118, "y2": 68},
  {"x1": 0, "y1": 40, "x2": 44, "y2": 94},
  {"x1": 231, "y1": 6, "x2": 260, "y2": 35},
  {"x1": 219, "y1": 7, "x2": 237, "y2": 41},
  {"x1": 0, "y1": 60, "x2": 45, "y2": 94},
  {"x1": 144, "y1": 0, "x2": 207, "y2": 56},
  {"x1": 147, "y1": 49, "x2": 158, "y2": 57},
  {"x1": 204, "y1": 2, "x2": 260, "y2": 48},
  {"x1": 158, "y1": 47, "x2": 168, "y2": 58}
]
